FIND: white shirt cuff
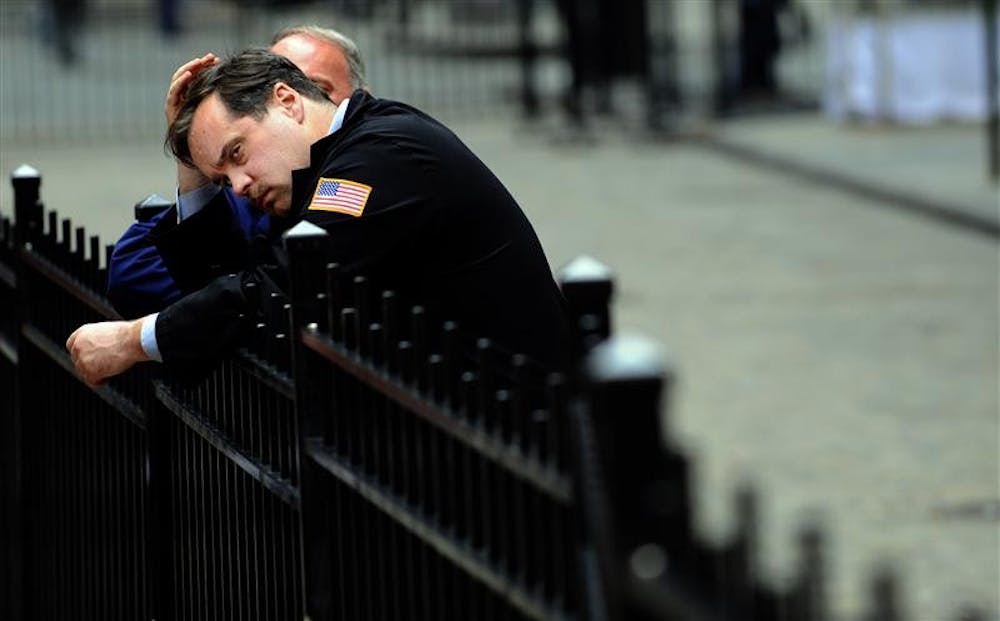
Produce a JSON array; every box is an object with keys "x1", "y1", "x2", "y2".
[
  {"x1": 140, "y1": 314, "x2": 163, "y2": 362},
  {"x1": 176, "y1": 183, "x2": 222, "y2": 222}
]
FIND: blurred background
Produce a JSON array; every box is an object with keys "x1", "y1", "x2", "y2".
[{"x1": 1, "y1": 0, "x2": 998, "y2": 619}]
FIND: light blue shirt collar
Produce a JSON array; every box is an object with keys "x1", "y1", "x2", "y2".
[{"x1": 328, "y1": 98, "x2": 350, "y2": 135}]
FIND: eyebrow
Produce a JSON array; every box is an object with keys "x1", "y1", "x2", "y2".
[{"x1": 214, "y1": 138, "x2": 239, "y2": 168}]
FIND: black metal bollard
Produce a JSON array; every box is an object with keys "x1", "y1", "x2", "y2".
[
  {"x1": 584, "y1": 335, "x2": 680, "y2": 542},
  {"x1": 133, "y1": 193, "x2": 174, "y2": 223},
  {"x1": 577, "y1": 333, "x2": 687, "y2": 620},
  {"x1": 282, "y1": 220, "x2": 331, "y2": 336},
  {"x1": 283, "y1": 220, "x2": 334, "y2": 618},
  {"x1": 11, "y1": 165, "x2": 42, "y2": 246},
  {"x1": 558, "y1": 255, "x2": 615, "y2": 361}
]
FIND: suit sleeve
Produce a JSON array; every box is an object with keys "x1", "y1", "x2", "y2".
[
  {"x1": 153, "y1": 269, "x2": 263, "y2": 364},
  {"x1": 106, "y1": 190, "x2": 256, "y2": 319},
  {"x1": 107, "y1": 206, "x2": 184, "y2": 319},
  {"x1": 151, "y1": 190, "x2": 255, "y2": 293}
]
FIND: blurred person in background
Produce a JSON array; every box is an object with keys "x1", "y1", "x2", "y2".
[
  {"x1": 739, "y1": 0, "x2": 787, "y2": 97},
  {"x1": 45, "y1": 0, "x2": 86, "y2": 65},
  {"x1": 555, "y1": 0, "x2": 648, "y2": 124},
  {"x1": 107, "y1": 24, "x2": 368, "y2": 319},
  {"x1": 159, "y1": 0, "x2": 181, "y2": 38}
]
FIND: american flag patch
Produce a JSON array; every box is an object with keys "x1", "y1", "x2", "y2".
[{"x1": 307, "y1": 177, "x2": 372, "y2": 217}]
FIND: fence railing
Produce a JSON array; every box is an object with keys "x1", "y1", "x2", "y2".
[{"x1": 1, "y1": 166, "x2": 987, "y2": 621}]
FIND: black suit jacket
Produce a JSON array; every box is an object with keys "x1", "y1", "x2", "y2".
[{"x1": 154, "y1": 91, "x2": 571, "y2": 370}]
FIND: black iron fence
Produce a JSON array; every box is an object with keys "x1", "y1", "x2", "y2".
[{"x1": 1, "y1": 167, "x2": 987, "y2": 621}]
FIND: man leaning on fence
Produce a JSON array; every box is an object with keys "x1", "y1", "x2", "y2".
[
  {"x1": 67, "y1": 49, "x2": 572, "y2": 385},
  {"x1": 107, "y1": 25, "x2": 367, "y2": 319}
]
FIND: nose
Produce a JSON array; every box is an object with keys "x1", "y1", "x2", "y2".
[{"x1": 229, "y1": 171, "x2": 253, "y2": 197}]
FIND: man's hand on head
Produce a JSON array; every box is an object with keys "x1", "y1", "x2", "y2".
[
  {"x1": 66, "y1": 318, "x2": 152, "y2": 387},
  {"x1": 167, "y1": 54, "x2": 218, "y2": 193},
  {"x1": 165, "y1": 53, "x2": 217, "y2": 125}
]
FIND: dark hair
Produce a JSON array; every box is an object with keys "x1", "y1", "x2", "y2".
[{"x1": 166, "y1": 48, "x2": 331, "y2": 168}]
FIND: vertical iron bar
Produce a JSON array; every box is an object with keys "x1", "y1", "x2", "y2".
[{"x1": 985, "y1": 0, "x2": 999, "y2": 180}]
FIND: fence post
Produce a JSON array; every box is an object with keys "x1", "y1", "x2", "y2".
[
  {"x1": 7, "y1": 166, "x2": 44, "y2": 621},
  {"x1": 283, "y1": 220, "x2": 332, "y2": 620},
  {"x1": 136, "y1": 194, "x2": 177, "y2": 621},
  {"x1": 579, "y1": 334, "x2": 703, "y2": 620},
  {"x1": 558, "y1": 255, "x2": 615, "y2": 360},
  {"x1": 2, "y1": 167, "x2": 32, "y2": 621},
  {"x1": 11, "y1": 165, "x2": 42, "y2": 246}
]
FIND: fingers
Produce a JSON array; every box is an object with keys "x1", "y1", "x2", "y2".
[
  {"x1": 65, "y1": 321, "x2": 149, "y2": 387},
  {"x1": 170, "y1": 53, "x2": 216, "y2": 83},
  {"x1": 165, "y1": 53, "x2": 218, "y2": 125},
  {"x1": 64, "y1": 322, "x2": 114, "y2": 386},
  {"x1": 65, "y1": 327, "x2": 78, "y2": 352},
  {"x1": 66, "y1": 325, "x2": 93, "y2": 384}
]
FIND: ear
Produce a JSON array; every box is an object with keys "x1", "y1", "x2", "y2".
[{"x1": 272, "y1": 82, "x2": 304, "y2": 123}]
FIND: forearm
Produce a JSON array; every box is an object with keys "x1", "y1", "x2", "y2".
[
  {"x1": 70, "y1": 266, "x2": 263, "y2": 384},
  {"x1": 153, "y1": 270, "x2": 260, "y2": 363}
]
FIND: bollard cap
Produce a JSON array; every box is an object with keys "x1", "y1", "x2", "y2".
[
  {"x1": 133, "y1": 193, "x2": 173, "y2": 208},
  {"x1": 558, "y1": 254, "x2": 614, "y2": 285},
  {"x1": 282, "y1": 219, "x2": 328, "y2": 240},
  {"x1": 585, "y1": 333, "x2": 667, "y2": 383},
  {"x1": 11, "y1": 164, "x2": 40, "y2": 181},
  {"x1": 133, "y1": 194, "x2": 174, "y2": 222}
]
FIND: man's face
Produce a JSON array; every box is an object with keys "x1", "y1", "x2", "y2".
[
  {"x1": 187, "y1": 91, "x2": 310, "y2": 216},
  {"x1": 270, "y1": 34, "x2": 354, "y2": 103}
]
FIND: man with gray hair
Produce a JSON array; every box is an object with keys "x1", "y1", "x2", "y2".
[
  {"x1": 107, "y1": 25, "x2": 368, "y2": 318},
  {"x1": 69, "y1": 49, "x2": 571, "y2": 384}
]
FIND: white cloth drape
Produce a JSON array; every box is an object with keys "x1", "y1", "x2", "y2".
[{"x1": 825, "y1": 12, "x2": 1000, "y2": 124}]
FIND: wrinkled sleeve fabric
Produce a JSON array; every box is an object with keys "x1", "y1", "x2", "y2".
[
  {"x1": 153, "y1": 270, "x2": 264, "y2": 364},
  {"x1": 107, "y1": 189, "x2": 260, "y2": 319},
  {"x1": 107, "y1": 206, "x2": 185, "y2": 319}
]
